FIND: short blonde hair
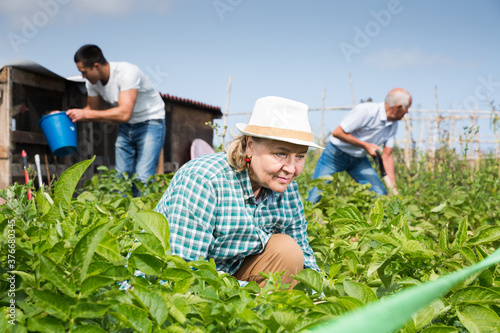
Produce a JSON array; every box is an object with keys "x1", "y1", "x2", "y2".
[
  {"x1": 226, "y1": 135, "x2": 248, "y2": 172},
  {"x1": 226, "y1": 135, "x2": 264, "y2": 172}
]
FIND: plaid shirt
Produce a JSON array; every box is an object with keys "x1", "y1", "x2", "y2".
[{"x1": 155, "y1": 153, "x2": 319, "y2": 275}]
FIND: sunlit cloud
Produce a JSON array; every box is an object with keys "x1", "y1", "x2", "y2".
[{"x1": 363, "y1": 47, "x2": 479, "y2": 70}]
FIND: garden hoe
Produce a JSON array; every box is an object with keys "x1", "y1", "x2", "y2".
[{"x1": 374, "y1": 150, "x2": 395, "y2": 196}]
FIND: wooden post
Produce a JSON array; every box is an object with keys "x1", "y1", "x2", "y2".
[
  {"x1": 487, "y1": 100, "x2": 500, "y2": 163},
  {"x1": 450, "y1": 116, "x2": 456, "y2": 152},
  {"x1": 0, "y1": 67, "x2": 12, "y2": 191},
  {"x1": 418, "y1": 112, "x2": 425, "y2": 171},
  {"x1": 321, "y1": 89, "x2": 326, "y2": 145},
  {"x1": 427, "y1": 117, "x2": 434, "y2": 171},
  {"x1": 221, "y1": 74, "x2": 232, "y2": 140},
  {"x1": 495, "y1": 120, "x2": 500, "y2": 178},
  {"x1": 403, "y1": 117, "x2": 412, "y2": 168},
  {"x1": 430, "y1": 86, "x2": 439, "y2": 170},
  {"x1": 469, "y1": 110, "x2": 475, "y2": 164},
  {"x1": 44, "y1": 153, "x2": 50, "y2": 185}
]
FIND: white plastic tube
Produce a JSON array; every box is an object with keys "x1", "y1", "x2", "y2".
[{"x1": 34, "y1": 154, "x2": 43, "y2": 188}]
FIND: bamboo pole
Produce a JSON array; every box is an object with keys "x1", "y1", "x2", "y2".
[
  {"x1": 403, "y1": 117, "x2": 411, "y2": 168},
  {"x1": 418, "y1": 110, "x2": 425, "y2": 146},
  {"x1": 407, "y1": 115, "x2": 495, "y2": 121},
  {"x1": 396, "y1": 138, "x2": 499, "y2": 145},
  {"x1": 221, "y1": 74, "x2": 232, "y2": 139},
  {"x1": 450, "y1": 116, "x2": 456, "y2": 151},
  {"x1": 308, "y1": 106, "x2": 354, "y2": 111},
  {"x1": 495, "y1": 126, "x2": 500, "y2": 161},
  {"x1": 44, "y1": 153, "x2": 50, "y2": 185},
  {"x1": 469, "y1": 100, "x2": 475, "y2": 162},
  {"x1": 487, "y1": 100, "x2": 500, "y2": 161},
  {"x1": 430, "y1": 86, "x2": 439, "y2": 169},
  {"x1": 403, "y1": 109, "x2": 497, "y2": 115},
  {"x1": 488, "y1": 102, "x2": 500, "y2": 177},
  {"x1": 321, "y1": 89, "x2": 326, "y2": 145}
]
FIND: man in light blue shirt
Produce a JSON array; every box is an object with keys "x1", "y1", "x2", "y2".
[{"x1": 308, "y1": 88, "x2": 412, "y2": 203}]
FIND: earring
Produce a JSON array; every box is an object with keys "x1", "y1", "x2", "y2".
[{"x1": 246, "y1": 156, "x2": 251, "y2": 164}]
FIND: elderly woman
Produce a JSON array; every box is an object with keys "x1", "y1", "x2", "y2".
[{"x1": 155, "y1": 96, "x2": 323, "y2": 287}]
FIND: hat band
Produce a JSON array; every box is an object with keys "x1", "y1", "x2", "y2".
[{"x1": 244, "y1": 125, "x2": 314, "y2": 143}]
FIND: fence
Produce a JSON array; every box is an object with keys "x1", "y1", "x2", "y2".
[
  {"x1": 399, "y1": 108, "x2": 500, "y2": 168},
  {"x1": 219, "y1": 87, "x2": 500, "y2": 169}
]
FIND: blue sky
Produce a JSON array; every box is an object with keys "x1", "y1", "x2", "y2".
[{"x1": 1, "y1": 0, "x2": 499, "y2": 151}]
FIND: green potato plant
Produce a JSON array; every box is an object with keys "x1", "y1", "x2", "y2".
[{"x1": 0, "y1": 149, "x2": 499, "y2": 332}]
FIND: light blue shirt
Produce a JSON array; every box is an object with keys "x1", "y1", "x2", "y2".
[{"x1": 330, "y1": 102, "x2": 398, "y2": 158}]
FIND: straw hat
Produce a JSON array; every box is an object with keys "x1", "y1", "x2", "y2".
[{"x1": 236, "y1": 96, "x2": 323, "y2": 149}]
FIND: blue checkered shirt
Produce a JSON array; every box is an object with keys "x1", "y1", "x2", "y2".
[{"x1": 154, "y1": 153, "x2": 319, "y2": 275}]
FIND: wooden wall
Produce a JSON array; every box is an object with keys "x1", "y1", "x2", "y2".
[
  {"x1": 163, "y1": 102, "x2": 218, "y2": 172},
  {"x1": 0, "y1": 66, "x2": 94, "y2": 191},
  {"x1": 0, "y1": 64, "x2": 222, "y2": 194}
]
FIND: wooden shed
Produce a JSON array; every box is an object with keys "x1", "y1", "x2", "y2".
[
  {"x1": 0, "y1": 61, "x2": 92, "y2": 191},
  {"x1": 0, "y1": 61, "x2": 222, "y2": 192},
  {"x1": 162, "y1": 94, "x2": 222, "y2": 171}
]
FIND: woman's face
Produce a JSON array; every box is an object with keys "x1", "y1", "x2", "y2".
[{"x1": 246, "y1": 137, "x2": 308, "y2": 195}]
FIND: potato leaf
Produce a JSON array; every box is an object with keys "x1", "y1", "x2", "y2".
[
  {"x1": 74, "y1": 302, "x2": 112, "y2": 319},
  {"x1": 420, "y1": 326, "x2": 459, "y2": 333},
  {"x1": 71, "y1": 222, "x2": 111, "y2": 284},
  {"x1": 430, "y1": 203, "x2": 447, "y2": 213},
  {"x1": 110, "y1": 303, "x2": 152, "y2": 333},
  {"x1": 96, "y1": 231, "x2": 126, "y2": 265},
  {"x1": 131, "y1": 211, "x2": 170, "y2": 257},
  {"x1": 467, "y1": 226, "x2": 500, "y2": 246},
  {"x1": 451, "y1": 286, "x2": 500, "y2": 305},
  {"x1": 343, "y1": 280, "x2": 378, "y2": 304},
  {"x1": 42, "y1": 157, "x2": 95, "y2": 223},
  {"x1": 128, "y1": 252, "x2": 163, "y2": 275},
  {"x1": 131, "y1": 284, "x2": 169, "y2": 326},
  {"x1": 39, "y1": 254, "x2": 76, "y2": 297},
  {"x1": 28, "y1": 289, "x2": 70, "y2": 321},
  {"x1": 451, "y1": 217, "x2": 468, "y2": 250},
  {"x1": 80, "y1": 275, "x2": 116, "y2": 297},
  {"x1": 27, "y1": 317, "x2": 65, "y2": 333},
  {"x1": 293, "y1": 269, "x2": 324, "y2": 293},
  {"x1": 456, "y1": 304, "x2": 500, "y2": 333}
]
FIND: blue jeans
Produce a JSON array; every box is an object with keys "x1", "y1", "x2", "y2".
[
  {"x1": 115, "y1": 119, "x2": 166, "y2": 185},
  {"x1": 307, "y1": 142, "x2": 387, "y2": 203}
]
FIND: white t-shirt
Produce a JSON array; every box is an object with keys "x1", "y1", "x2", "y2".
[
  {"x1": 330, "y1": 102, "x2": 398, "y2": 158},
  {"x1": 86, "y1": 62, "x2": 165, "y2": 124}
]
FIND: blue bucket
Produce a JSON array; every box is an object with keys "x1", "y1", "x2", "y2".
[{"x1": 38, "y1": 112, "x2": 78, "y2": 157}]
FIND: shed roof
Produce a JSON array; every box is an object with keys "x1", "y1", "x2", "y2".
[
  {"x1": 1, "y1": 59, "x2": 66, "y2": 80},
  {"x1": 162, "y1": 93, "x2": 222, "y2": 118}
]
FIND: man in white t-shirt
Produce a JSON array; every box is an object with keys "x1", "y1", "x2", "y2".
[
  {"x1": 66, "y1": 44, "x2": 166, "y2": 190},
  {"x1": 307, "y1": 88, "x2": 412, "y2": 203}
]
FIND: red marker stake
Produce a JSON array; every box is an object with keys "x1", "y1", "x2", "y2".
[{"x1": 22, "y1": 150, "x2": 32, "y2": 200}]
